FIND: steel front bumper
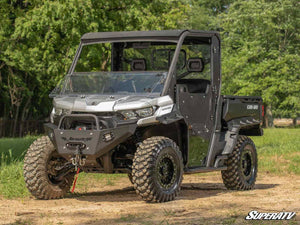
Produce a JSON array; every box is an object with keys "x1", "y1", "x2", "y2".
[{"x1": 44, "y1": 123, "x2": 136, "y2": 157}]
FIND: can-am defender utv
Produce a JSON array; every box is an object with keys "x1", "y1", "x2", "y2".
[{"x1": 23, "y1": 30, "x2": 263, "y2": 202}]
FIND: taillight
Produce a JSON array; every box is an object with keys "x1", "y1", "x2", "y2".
[{"x1": 261, "y1": 105, "x2": 264, "y2": 117}]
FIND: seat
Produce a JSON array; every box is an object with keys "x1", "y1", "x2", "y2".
[{"x1": 177, "y1": 79, "x2": 210, "y2": 94}]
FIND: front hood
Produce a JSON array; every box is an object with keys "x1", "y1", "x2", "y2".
[{"x1": 53, "y1": 95, "x2": 173, "y2": 112}]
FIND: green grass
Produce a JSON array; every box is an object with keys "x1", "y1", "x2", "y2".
[
  {"x1": 0, "y1": 136, "x2": 38, "y2": 166},
  {"x1": 0, "y1": 161, "x2": 30, "y2": 198},
  {"x1": 252, "y1": 129, "x2": 300, "y2": 175},
  {"x1": 0, "y1": 128, "x2": 299, "y2": 199},
  {"x1": 0, "y1": 136, "x2": 38, "y2": 198},
  {"x1": 0, "y1": 136, "x2": 126, "y2": 198}
]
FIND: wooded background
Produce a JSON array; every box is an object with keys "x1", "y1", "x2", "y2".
[{"x1": 0, "y1": 0, "x2": 299, "y2": 137}]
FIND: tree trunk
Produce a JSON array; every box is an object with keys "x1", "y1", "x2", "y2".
[
  {"x1": 263, "y1": 105, "x2": 273, "y2": 128},
  {"x1": 19, "y1": 97, "x2": 31, "y2": 137},
  {"x1": 0, "y1": 118, "x2": 2, "y2": 137},
  {"x1": 13, "y1": 104, "x2": 20, "y2": 137},
  {"x1": 293, "y1": 118, "x2": 297, "y2": 127}
]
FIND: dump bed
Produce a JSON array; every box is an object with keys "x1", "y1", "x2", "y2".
[
  {"x1": 221, "y1": 95, "x2": 263, "y2": 136},
  {"x1": 222, "y1": 95, "x2": 263, "y2": 122}
]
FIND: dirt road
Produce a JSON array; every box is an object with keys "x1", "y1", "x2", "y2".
[{"x1": 1, "y1": 172, "x2": 299, "y2": 225}]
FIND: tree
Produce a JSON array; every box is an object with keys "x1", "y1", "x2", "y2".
[
  {"x1": 182, "y1": 0, "x2": 234, "y2": 30},
  {"x1": 0, "y1": 0, "x2": 189, "y2": 136},
  {"x1": 219, "y1": 0, "x2": 300, "y2": 126}
]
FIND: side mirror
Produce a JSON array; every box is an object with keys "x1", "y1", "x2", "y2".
[{"x1": 187, "y1": 58, "x2": 204, "y2": 72}]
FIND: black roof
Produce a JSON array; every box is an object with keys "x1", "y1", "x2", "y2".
[{"x1": 81, "y1": 30, "x2": 219, "y2": 43}]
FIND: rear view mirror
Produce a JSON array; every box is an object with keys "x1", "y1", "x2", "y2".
[{"x1": 187, "y1": 58, "x2": 204, "y2": 72}]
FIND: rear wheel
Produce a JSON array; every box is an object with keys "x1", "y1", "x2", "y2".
[
  {"x1": 23, "y1": 136, "x2": 75, "y2": 199},
  {"x1": 132, "y1": 136, "x2": 183, "y2": 202},
  {"x1": 221, "y1": 135, "x2": 257, "y2": 190}
]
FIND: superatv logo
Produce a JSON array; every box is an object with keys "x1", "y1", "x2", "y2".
[
  {"x1": 245, "y1": 211, "x2": 296, "y2": 220},
  {"x1": 61, "y1": 137, "x2": 92, "y2": 142}
]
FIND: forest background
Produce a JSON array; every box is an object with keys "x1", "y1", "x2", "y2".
[{"x1": 0, "y1": 0, "x2": 299, "y2": 137}]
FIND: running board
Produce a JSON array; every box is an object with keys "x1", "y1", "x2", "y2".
[{"x1": 184, "y1": 166, "x2": 227, "y2": 174}]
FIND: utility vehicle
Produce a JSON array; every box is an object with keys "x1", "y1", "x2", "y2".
[{"x1": 23, "y1": 30, "x2": 263, "y2": 202}]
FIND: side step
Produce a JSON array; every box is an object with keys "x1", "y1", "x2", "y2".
[
  {"x1": 184, "y1": 166, "x2": 227, "y2": 174},
  {"x1": 184, "y1": 155, "x2": 228, "y2": 174}
]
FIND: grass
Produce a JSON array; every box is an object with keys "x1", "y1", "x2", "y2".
[
  {"x1": 0, "y1": 128, "x2": 299, "y2": 199},
  {"x1": 0, "y1": 136, "x2": 126, "y2": 198},
  {"x1": 0, "y1": 136, "x2": 38, "y2": 198},
  {"x1": 252, "y1": 129, "x2": 300, "y2": 175},
  {"x1": 0, "y1": 136, "x2": 37, "y2": 166}
]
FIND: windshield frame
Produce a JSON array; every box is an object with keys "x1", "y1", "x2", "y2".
[
  {"x1": 61, "y1": 39, "x2": 182, "y2": 98},
  {"x1": 68, "y1": 40, "x2": 179, "y2": 74},
  {"x1": 61, "y1": 31, "x2": 216, "y2": 100}
]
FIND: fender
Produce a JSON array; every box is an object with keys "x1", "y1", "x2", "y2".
[{"x1": 222, "y1": 116, "x2": 261, "y2": 155}]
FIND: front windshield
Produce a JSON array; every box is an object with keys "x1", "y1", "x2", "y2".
[
  {"x1": 51, "y1": 72, "x2": 166, "y2": 96},
  {"x1": 51, "y1": 41, "x2": 186, "y2": 97}
]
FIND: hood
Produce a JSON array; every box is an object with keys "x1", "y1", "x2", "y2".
[{"x1": 53, "y1": 95, "x2": 173, "y2": 112}]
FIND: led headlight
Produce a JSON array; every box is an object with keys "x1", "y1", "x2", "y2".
[
  {"x1": 120, "y1": 107, "x2": 155, "y2": 120},
  {"x1": 54, "y1": 108, "x2": 71, "y2": 116},
  {"x1": 50, "y1": 107, "x2": 71, "y2": 123},
  {"x1": 120, "y1": 110, "x2": 138, "y2": 120},
  {"x1": 135, "y1": 107, "x2": 154, "y2": 118}
]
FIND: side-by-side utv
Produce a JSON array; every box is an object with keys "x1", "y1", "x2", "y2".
[{"x1": 23, "y1": 30, "x2": 263, "y2": 202}]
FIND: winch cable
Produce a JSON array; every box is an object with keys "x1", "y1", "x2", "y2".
[{"x1": 71, "y1": 167, "x2": 80, "y2": 193}]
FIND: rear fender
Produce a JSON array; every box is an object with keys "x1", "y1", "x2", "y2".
[{"x1": 222, "y1": 117, "x2": 261, "y2": 155}]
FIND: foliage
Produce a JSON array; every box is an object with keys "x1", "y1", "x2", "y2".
[
  {"x1": 0, "y1": 136, "x2": 37, "y2": 166},
  {"x1": 0, "y1": 0, "x2": 189, "y2": 125},
  {"x1": 0, "y1": 0, "x2": 299, "y2": 129},
  {"x1": 220, "y1": 0, "x2": 300, "y2": 118},
  {"x1": 184, "y1": 0, "x2": 234, "y2": 30}
]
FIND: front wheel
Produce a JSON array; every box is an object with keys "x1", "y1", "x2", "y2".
[
  {"x1": 132, "y1": 136, "x2": 183, "y2": 202},
  {"x1": 221, "y1": 135, "x2": 257, "y2": 190},
  {"x1": 23, "y1": 136, "x2": 75, "y2": 199}
]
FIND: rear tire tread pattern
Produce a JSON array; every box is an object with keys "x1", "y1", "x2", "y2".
[{"x1": 221, "y1": 135, "x2": 257, "y2": 190}]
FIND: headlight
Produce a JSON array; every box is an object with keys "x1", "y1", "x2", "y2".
[
  {"x1": 50, "y1": 107, "x2": 71, "y2": 123},
  {"x1": 54, "y1": 108, "x2": 71, "y2": 116},
  {"x1": 120, "y1": 107, "x2": 155, "y2": 120},
  {"x1": 121, "y1": 110, "x2": 138, "y2": 120},
  {"x1": 135, "y1": 107, "x2": 154, "y2": 118}
]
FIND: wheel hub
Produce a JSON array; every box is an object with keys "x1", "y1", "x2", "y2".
[
  {"x1": 157, "y1": 153, "x2": 177, "y2": 189},
  {"x1": 47, "y1": 154, "x2": 73, "y2": 185},
  {"x1": 241, "y1": 149, "x2": 253, "y2": 180}
]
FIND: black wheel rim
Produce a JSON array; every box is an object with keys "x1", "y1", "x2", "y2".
[
  {"x1": 241, "y1": 146, "x2": 255, "y2": 182},
  {"x1": 47, "y1": 153, "x2": 72, "y2": 186},
  {"x1": 156, "y1": 152, "x2": 178, "y2": 190}
]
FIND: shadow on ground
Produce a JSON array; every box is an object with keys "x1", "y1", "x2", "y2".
[{"x1": 72, "y1": 183, "x2": 278, "y2": 203}]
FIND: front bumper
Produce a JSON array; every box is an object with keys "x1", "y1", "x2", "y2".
[{"x1": 44, "y1": 122, "x2": 136, "y2": 157}]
